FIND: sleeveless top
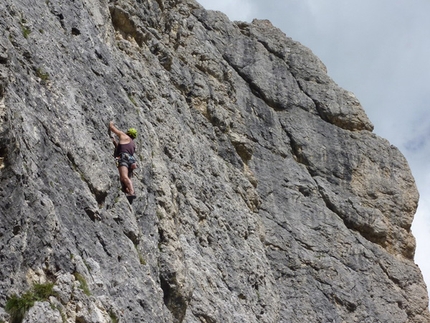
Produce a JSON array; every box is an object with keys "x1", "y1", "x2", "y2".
[{"x1": 115, "y1": 140, "x2": 135, "y2": 157}]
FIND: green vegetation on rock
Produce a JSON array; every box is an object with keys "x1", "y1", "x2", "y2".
[{"x1": 5, "y1": 282, "x2": 55, "y2": 323}]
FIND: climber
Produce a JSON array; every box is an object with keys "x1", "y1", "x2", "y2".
[{"x1": 109, "y1": 121, "x2": 138, "y2": 198}]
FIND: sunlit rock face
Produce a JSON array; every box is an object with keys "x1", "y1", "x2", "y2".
[{"x1": 0, "y1": 0, "x2": 428, "y2": 322}]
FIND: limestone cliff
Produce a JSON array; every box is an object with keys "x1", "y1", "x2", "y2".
[{"x1": 0, "y1": 0, "x2": 428, "y2": 322}]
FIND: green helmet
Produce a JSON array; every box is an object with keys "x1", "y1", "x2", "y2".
[{"x1": 126, "y1": 128, "x2": 137, "y2": 139}]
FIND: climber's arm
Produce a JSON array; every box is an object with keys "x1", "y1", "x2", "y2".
[
  {"x1": 109, "y1": 121, "x2": 126, "y2": 138},
  {"x1": 109, "y1": 121, "x2": 121, "y2": 136},
  {"x1": 109, "y1": 121, "x2": 130, "y2": 144}
]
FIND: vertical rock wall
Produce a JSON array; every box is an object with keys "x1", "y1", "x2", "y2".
[{"x1": 0, "y1": 0, "x2": 428, "y2": 322}]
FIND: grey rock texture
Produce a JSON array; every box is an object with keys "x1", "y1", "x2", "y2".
[{"x1": 0, "y1": 0, "x2": 428, "y2": 322}]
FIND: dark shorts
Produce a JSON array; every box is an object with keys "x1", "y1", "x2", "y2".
[{"x1": 117, "y1": 153, "x2": 137, "y2": 169}]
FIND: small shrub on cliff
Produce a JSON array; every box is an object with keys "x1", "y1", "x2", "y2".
[
  {"x1": 128, "y1": 94, "x2": 137, "y2": 106},
  {"x1": 5, "y1": 292, "x2": 34, "y2": 323},
  {"x1": 5, "y1": 282, "x2": 55, "y2": 323},
  {"x1": 32, "y1": 282, "x2": 55, "y2": 300},
  {"x1": 134, "y1": 244, "x2": 146, "y2": 265},
  {"x1": 109, "y1": 310, "x2": 119, "y2": 323},
  {"x1": 73, "y1": 272, "x2": 91, "y2": 296},
  {"x1": 19, "y1": 18, "x2": 31, "y2": 39},
  {"x1": 35, "y1": 67, "x2": 50, "y2": 83},
  {"x1": 21, "y1": 25, "x2": 31, "y2": 39}
]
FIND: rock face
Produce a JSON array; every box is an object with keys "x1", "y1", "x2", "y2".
[{"x1": 0, "y1": 0, "x2": 428, "y2": 322}]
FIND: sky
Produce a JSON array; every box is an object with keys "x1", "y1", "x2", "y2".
[{"x1": 198, "y1": 0, "x2": 430, "y2": 294}]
